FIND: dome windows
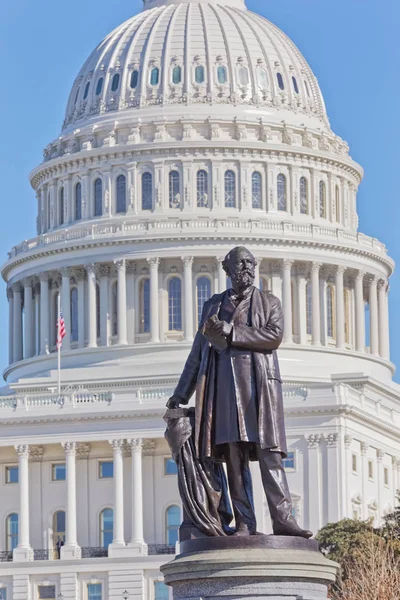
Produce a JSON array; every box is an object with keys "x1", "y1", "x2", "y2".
[
  {"x1": 116, "y1": 174, "x2": 127, "y2": 214},
  {"x1": 94, "y1": 178, "x2": 103, "y2": 217},
  {"x1": 172, "y1": 66, "x2": 182, "y2": 85},
  {"x1": 83, "y1": 81, "x2": 90, "y2": 100},
  {"x1": 150, "y1": 67, "x2": 160, "y2": 86},
  {"x1": 292, "y1": 76, "x2": 299, "y2": 94},
  {"x1": 195, "y1": 65, "x2": 205, "y2": 84},
  {"x1": 111, "y1": 73, "x2": 120, "y2": 92},
  {"x1": 252, "y1": 172, "x2": 262, "y2": 209},
  {"x1": 169, "y1": 171, "x2": 180, "y2": 208},
  {"x1": 217, "y1": 66, "x2": 227, "y2": 85},
  {"x1": 224, "y1": 170, "x2": 236, "y2": 208},
  {"x1": 142, "y1": 173, "x2": 153, "y2": 210},
  {"x1": 277, "y1": 174, "x2": 287, "y2": 211},
  {"x1": 96, "y1": 78, "x2": 104, "y2": 96},
  {"x1": 238, "y1": 66, "x2": 249, "y2": 86},
  {"x1": 276, "y1": 72, "x2": 285, "y2": 91},
  {"x1": 75, "y1": 182, "x2": 82, "y2": 221},
  {"x1": 300, "y1": 177, "x2": 308, "y2": 214},
  {"x1": 197, "y1": 170, "x2": 208, "y2": 208},
  {"x1": 257, "y1": 67, "x2": 269, "y2": 90},
  {"x1": 130, "y1": 70, "x2": 139, "y2": 89}
]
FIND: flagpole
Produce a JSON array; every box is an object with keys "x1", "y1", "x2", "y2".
[{"x1": 57, "y1": 293, "x2": 61, "y2": 397}]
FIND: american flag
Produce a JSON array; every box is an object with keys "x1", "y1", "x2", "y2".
[{"x1": 57, "y1": 307, "x2": 66, "y2": 350}]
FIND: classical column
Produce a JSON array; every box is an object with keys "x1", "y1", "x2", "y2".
[
  {"x1": 361, "y1": 441, "x2": 369, "y2": 519},
  {"x1": 61, "y1": 442, "x2": 81, "y2": 559},
  {"x1": 13, "y1": 445, "x2": 33, "y2": 562},
  {"x1": 147, "y1": 258, "x2": 160, "y2": 343},
  {"x1": 368, "y1": 276, "x2": 379, "y2": 356},
  {"x1": 126, "y1": 262, "x2": 136, "y2": 345},
  {"x1": 23, "y1": 279, "x2": 34, "y2": 359},
  {"x1": 354, "y1": 270, "x2": 366, "y2": 352},
  {"x1": 306, "y1": 434, "x2": 322, "y2": 533},
  {"x1": 344, "y1": 434, "x2": 353, "y2": 518},
  {"x1": 128, "y1": 439, "x2": 146, "y2": 553},
  {"x1": 296, "y1": 266, "x2": 307, "y2": 345},
  {"x1": 116, "y1": 260, "x2": 128, "y2": 345},
  {"x1": 8, "y1": 288, "x2": 14, "y2": 365},
  {"x1": 75, "y1": 269, "x2": 86, "y2": 349},
  {"x1": 61, "y1": 269, "x2": 71, "y2": 352},
  {"x1": 217, "y1": 257, "x2": 226, "y2": 293},
  {"x1": 12, "y1": 283, "x2": 23, "y2": 363},
  {"x1": 98, "y1": 266, "x2": 109, "y2": 346},
  {"x1": 87, "y1": 264, "x2": 97, "y2": 348},
  {"x1": 311, "y1": 263, "x2": 321, "y2": 346},
  {"x1": 282, "y1": 260, "x2": 294, "y2": 344},
  {"x1": 335, "y1": 266, "x2": 345, "y2": 349},
  {"x1": 109, "y1": 440, "x2": 126, "y2": 551},
  {"x1": 378, "y1": 280, "x2": 390, "y2": 360},
  {"x1": 183, "y1": 257, "x2": 194, "y2": 341},
  {"x1": 39, "y1": 273, "x2": 50, "y2": 355}
]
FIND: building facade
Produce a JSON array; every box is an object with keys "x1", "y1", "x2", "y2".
[{"x1": 1, "y1": 0, "x2": 400, "y2": 598}]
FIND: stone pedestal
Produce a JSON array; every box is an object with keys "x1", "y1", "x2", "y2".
[{"x1": 161, "y1": 536, "x2": 338, "y2": 600}]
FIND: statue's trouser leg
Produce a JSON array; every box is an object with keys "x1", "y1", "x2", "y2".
[
  {"x1": 222, "y1": 442, "x2": 257, "y2": 533},
  {"x1": 257, "y1": 447, "x2": 294, "y2": 530}
]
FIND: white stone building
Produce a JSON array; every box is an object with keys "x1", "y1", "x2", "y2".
[{"x1": 0, "y1": 0, "x2": 399, "y2": 598}]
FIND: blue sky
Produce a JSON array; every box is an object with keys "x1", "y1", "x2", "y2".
[{"x1": 0, "y1": 0, "x2": 399, "y2": 380}]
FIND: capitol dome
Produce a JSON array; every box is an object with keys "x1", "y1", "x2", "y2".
[{"x1": 61, "y1": 0, "x2": 328, "y2": 135}]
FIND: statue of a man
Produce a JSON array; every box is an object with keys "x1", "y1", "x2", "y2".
[{"x1": 167, "y1": 246, "x2": 311, "y2": 538}]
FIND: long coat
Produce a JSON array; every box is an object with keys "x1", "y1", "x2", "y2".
[{"x1": 173, "y1": 287, "x2": 288, "y2": 460}]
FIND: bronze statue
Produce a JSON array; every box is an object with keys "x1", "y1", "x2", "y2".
[{"x1": 166, "y1": 246, "x2": 312, "y2": 539}]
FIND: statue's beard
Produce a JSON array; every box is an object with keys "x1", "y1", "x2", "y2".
[{"x1": 231, "y1": 270, "x2": 255, "y2": 291}]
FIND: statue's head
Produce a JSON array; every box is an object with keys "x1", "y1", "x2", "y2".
[{"x1": 222, "y1": 246, "x2": 256, "y2": 292}]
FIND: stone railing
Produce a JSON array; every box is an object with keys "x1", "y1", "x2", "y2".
[
  {"x1": 33, "y1": 549, "x2": 59, "y2": 561},
  {"x1": 81, "y1": 547, "x2": 108, "y2": 558},
  {"x1": 148, "y1": 544, "x2": 176, "y2": 555},
  {"x1": 0, "y1": 552, "x2": 12, "y2": 562},
  {"x1": 6, "y1": 218, "x2": 389, "y2": 262},
  {"x1": 0, "y1": 391, "x2": 114, "y2": 411}
]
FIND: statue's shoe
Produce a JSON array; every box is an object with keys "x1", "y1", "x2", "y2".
[
  {"x1": 273, "y1": 517, "x2": 313, "y2": 539},
  {"x1": 232, "y1": 524, "x2": 256, "y2": 537}
]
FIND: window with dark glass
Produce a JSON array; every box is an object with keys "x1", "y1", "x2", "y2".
[
  {"x1": 6, "y1": 514, "x2": 18, "y2": 551},
  {"x1": 172, "y1": 65, "x2": 182, "y2": 84},
  {"x1": 150, "y1": 67, "x2": 160, "y2": 86},
  {"x1": 169, "y1": 171, "x2": 180, "y2": 208},
  {"x1": 130, "y1": 70, "x2": 139, "y2": 89},
  {"x1": 195, "y1": 65, "x2": 205, "y2": 84},
  {"x1": 252, "y1": 172, "x2": 262, "y2": 209},
  {"x1": 83, "y1": 81, "x2": 90, "y2": 100},
  {"x1": 100, "y1": 509, "x2": 113, "y2": 548},
  {"x1": 276, "y1": 72, "x2": 285, "y2": 90},
  {"x1": 166, "y1": 505, "x2": 180, "y2": 545},
  {"x1": 75, "y1": 182, "x2": 82, "y2": 221},
  {"x1": 38, "y1": 585, "x2": 56, "y2": 599},
  {"x1": 224, "y1": 170, "x2": 236, "y2": 208},
  {"x1": 142, "y1": 172, "x2": 153, "y2": 210},
  {"x1": 319, "y1": 180, "x2": 326, "y2": 218},
  {"x1": 168, "y1": 278, "x2": 182, "y2": 331},
  {"x1": 96, "y1": 78, "x2": 104, "y2": 96},
  {"x1": 140, "y1": 279, "x2": 150, "y2": 333},
  {"x1": 217, "y1": 66, "x2": 227, "y2": 84},
  {"x1": 52, "y1": 463, "x2": 66, "y2": 481},
  {"x1": 94, "y1": 178, "x2": 103, "y2": 217},
  {"x1": 70, "y1": 288, "x2": 78, "y2": 342},
  {"x1": 116, "y1": 174, "x2": 126, "y2": 213},
  {"x1": 196, "y1": 277, "x2": 211, "y2": 326},
  {"x1": 99, "y1": 461, "x2": 114, "y2": 479},
  {"x1": 164, "y1": 458, "x2": 178, "y2": 475},
  {"x1": 5, "y1": 466, "x2": 18, "y2": 484},
  {"x1": 300, "y1": 177, "x2": 308, "y2": 214},
  {"x1": 53, "y1": 511, "x2": 66, "y2": 547},
  {"x1": 111, "y1": 73, "x2": 120, "y2": 92},
  {"x1": 277, "y1": 174, "x2": 287, "y2": 211},
  {"x1": 292, "y1": 76, "x2": 299, "y2": 94},
  {"x1": 197, "y1": 170, "x2": 208, "y2": 207},
  {"x1": 88, "y1": 583, "x2": 102, "y2": 600},
  {"x1": 59, "y1": 187, "x2": 65, "y2": 225}
]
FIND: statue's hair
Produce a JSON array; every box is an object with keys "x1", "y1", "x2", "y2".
[{"x1": 222, "y1": 246, "x2": 255, "y2": 274}]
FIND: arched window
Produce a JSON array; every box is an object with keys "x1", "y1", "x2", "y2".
[
  {"x1": 319, "y1": 181, "x2": 326, "y2": 218},
  {"x1": 257, "y1": 66, "x2": 269, "y2": 89},
  {"x1": 252, "y1": 172, "x2": 262, "y2": 209},
  {"x1": 83, "y1": 81, "x2": 90, "y2": 100},
  {"x1": 306, "y1": 283, "x2": 312, "y2": 335},
  {"x1": 326, "y1": 285, "x2": 335, "y2": 338},
  {"x1": 100, "y1": 508, "x2": 113, "y2": 548},
  {"x1": 344, "y1": 289, "x2": 350, "y2": 345},
  {"x1": 70, "y1": 288, "x2": 78, "y2": 342},
  {"x1": 197, "y1": 170, "x2": 208, "y2": 208},
  {"x1": 111, "y1": 73, "x2": 120, "y2": 92},
  {"x1": 6, "y1": 513, "x2": 18, "y2": 551},
  {"x1": 277, "y1": 174, "x2": 287, "y2": 211},
  {"x1": 238, "y1": 66, "x2": 249, "y2": 86},
  {"x1": 94, "y1": 178, "x2": 103, "y2": 217},
  {"x1": 195, "y1": 65, "x2": 205, "y2": 84},
  {"x1": 224, "y1": 170, "x2": 236, "y2": 208},
  {"x1": 168, "y1": 278, "x2": 182, "y2": 331},
  {"x1": 130, "y1": 70, "x2": 139, "y2": 89},
  {"x1": 59, "y1": 187, "x2": 65, "y2": 226},
  {"x1": 292, "y1": 76, "x2": 299, "y2": 94},
  {"x1": 142, "y1": 173, "x2": 153, "y2": 210},
  {"x1": 53, "y1": 511, "x2": 66, "y2": 548},
  {"x1": 172, "y1": 66, "x2": 182, "y2": 84},
  {"x1": 96, "y1": 284, "x2": 101, "y2": 339},
  {"x1": 277, "y1": 72, "x2": 285, "y2": 90},
  {"x1": 150, "y1": 67, "x2": 160, "y2": 86},
  {"x1": 75, "y1": 182, "x2": 82, "y2": 221},
  {"x1": 96, "y1": 78, "x2": 104, "y2": 96},
  {"x1": 335, "y1": 185, "x2": 340, "y2": 222},
  {"x1": 196, "y1": 277, "x2": 211, "y2": 326},
  {"x1": 166, "y1": 505, "x2": 180, "y2": 545},
  {"x1": 169, "y1": 171, "x2": 180, "y2": 208},
  {"x1": 116, "y1": 174, "x2": 126, "y2": 214},
  {"x1": 300, "y1": 177, "x2": 308, "y2": 214},
  {"x1": 217, "y1": 66, "x2": 227, "y2": 84},
  {"x1": 111, "y1": 282, "x2": 118, "y2": 337},
  {"x1": 140, "y1": 279, "x2": 150, "y2": 333}
]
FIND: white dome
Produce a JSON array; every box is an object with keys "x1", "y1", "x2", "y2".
[{"x1": 62, "y1": 0, "x2": 328, "y2": 133}]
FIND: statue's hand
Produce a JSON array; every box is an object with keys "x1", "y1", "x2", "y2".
[
  {"x1": 166, "y1": 395, "x2": 182, "y2": 409},
  {"x1": 212, "y1": 320, "x2": 233, "y2": 339}
]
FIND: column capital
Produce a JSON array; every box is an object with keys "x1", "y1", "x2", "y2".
[
  {"x1": 361, "y1": 441, "x2": 369, "y2": 456},
  {"x1": 15, "y1": 444, "x2": 30, "y2": 458},
  {"x1": 61, "y1": 267, "x2": 72, "y2": 279},
  {"x1": 115, "y1": 259, "x2": 126, "y2": 271},
  {"x1": 62, "y1": 442, "x2": 77, "y2": 456},
  {"x1": 377, "y1": 449, "x2": 385, "y2": 463},
  {"x1": 378, "y1": 278, "x2": 389, "y2": 292},
  {"x1": 142, "y1": 439, "x2": 156, "y2": 454},
  {"x1": 86, "y1": 263, "x2": 96, "y2": 275},
  {"x1": 76, "y1": 443, "x2": 91, "y2": 459},
  {"x1": 335, "y1": 265, "x2": 346, "y2": 277},
  {"x1": 282, "y1": 259, "x2": 294, "y2": 270},
  {"x1": 109, "y1": 439, "x2": 125, "y2": 452},
  {"x1": 29, "y1": 446, "x2": 44, "y2": 462},
  {"x1": 22, "y1": 277, "x2": 34, "y2": 289},
  {"x1": 7, "y1": 287, "x2": 13, "y2": 300},
  {"x1": 306, "y1": 433, "x2": 322, "y2": 448},
  {"x1": 355, "y1": 270, "x2": 366, "y2": 282},
  {"x1": 147, "y1": 257, "x2": 160, "y2": 269},
  {"x1": 311, "y1": 262, "x2": 322, "y2": 273},
  {"x1": 182, "y1": 256, "x2": 194, "y2": 268},
  {"x1": 128, "y1": 438, "x2": 144, "y2": 452},
  {"x1": 325, "y1": 433, "x2": 338, "y2": 448},
  {"x1": 392, "y1": 456, "x2": 400, "y2": 468},
  {"x1": 97, "y1": 265, "x2": 110, "y2": 278},
  {"x1": 11, "y1": 282, "x2": 21, "y2": 294},
  {"x1": 344, "y1": 434, "x2": 353, "y2": 449},
  {"x1": 126, "y1": 261, "x2": 136, "y2": 275},
  {"x1": 39, "y1": 272, "x2": 49, "y2": 283},
  {"x1": 74, "y1": 268, "x2": 86, "y2": 282},
  {"x1": 366, "y1": 274, "x2": 378, "y2": 287}
]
